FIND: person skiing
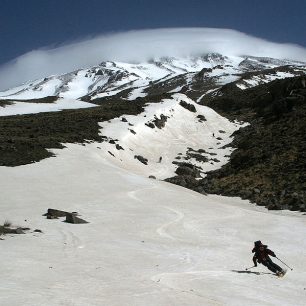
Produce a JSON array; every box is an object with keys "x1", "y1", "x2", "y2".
[{"x1": 252, "y1": 241, "x2": 285, "y2": 276}]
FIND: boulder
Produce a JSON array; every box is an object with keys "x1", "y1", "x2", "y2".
[
  {"x1": 65, "y1": 213, "x2": 88, "y2": 224},
  {"x1": 134, "y1": 155, "x2": 148, "y2": 165},
  {"x1": 179, "y1": 101, "x2": 196, "y2": 112},
  {"x1": 44, "y1": 208, "x2": 68, "y2": 218}
]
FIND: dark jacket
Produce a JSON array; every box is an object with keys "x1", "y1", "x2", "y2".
[{"x1": 252, "y1": 245, "x2": 276, "y2": 265}]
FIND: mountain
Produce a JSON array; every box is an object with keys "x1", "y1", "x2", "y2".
[
  {"x1": 1, "y1": 54, "x2": 304, "y2": 103},
  {"x1": 0, "y1": 50, "x2": 306, "y2": 306},
  {"x1": 0, "y1": 53, "x2": 305, "y2": 212}
]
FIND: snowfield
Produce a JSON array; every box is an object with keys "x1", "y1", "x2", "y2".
[
  {"x1": 0, "y1": 98, "x2": 96, "y2": 116},
  {"x1": 0, "y1": 143, "x2": 305, "y2": 306},
  {"x1": 0, "y1": 53, "x2": 306, "y2": 306},
  {"x1": 98, "y1": 94, "x2": 247, "y2": 179}
]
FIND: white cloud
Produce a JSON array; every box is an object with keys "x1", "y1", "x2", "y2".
[{"x1": 1, "y1": 28, "x2": 306, "y2": 90}]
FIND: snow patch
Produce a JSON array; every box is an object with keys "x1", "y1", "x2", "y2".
[
  {"x1": 0, "y1": 98, "x2": 96, "y2": 116},
  {"x1": 98, "y1": 94, "x2": 246, "y2": 179}
]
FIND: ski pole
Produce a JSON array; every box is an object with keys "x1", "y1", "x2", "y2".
[
  {"x1": 245, "y1": 265, "x2": 256, "y2": 271},
  {"x1": 276, "y1": 257, "x2": 293, "y2": 271}
]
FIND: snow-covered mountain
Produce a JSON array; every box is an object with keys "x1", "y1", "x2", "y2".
[
  {"x1": 1, "y1": 47, "x2": 306, "y2": 306},
  {"x1": 0, "y1": 53, "x2": 305, "y2": 104},
  {"x1": 0, "y1": 53, "x2": 305, "y2": 198},
  {"x1": 0, "y1": 53, "x2": 304, "y2": 183}
]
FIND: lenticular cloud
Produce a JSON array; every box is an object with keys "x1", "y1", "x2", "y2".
[{"x1": 1, "y1": 28, "x2": 306, "y2": 90}]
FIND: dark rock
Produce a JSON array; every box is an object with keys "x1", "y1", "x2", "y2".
[
  {"x1": 44, "y1": 208, "x2": 88, "y2": 224},
  {"x1": 1, "y1": 226, "x2": 25, "y2": 234},
  {"x1": 153, "y1": 114, "x2": 168, "y2": 129},
  {"x1": 145, "y1": 122, "x2": 155, "y2": 129},
  {"x1": 179, "y1": 101, "x2": 196, "y2": 112},
  {"x1": 15, "y1": 228, "x2": 25, "y2": 234},
  {"x1": 185, "y1": 148, "x2": 209, "y2": 163},
  {"x1": 211, "y1": 158, "x2": 220, "y2": 163},
  {"x1": 197, "y1": 114, "x2": 207, "y2": 122},
  {"x1": 165, "y1": 175, "x2": 200, "y2": 190},
  {"x1": 115, "y1": 144, "x2": 124, "y2": 150},
  {"x1": 47, "y1": 214, "x2": 58, "y2": 219},
  {"x1": 129, "y1": 129, "x2": 136, "y2": 135},
  {"x1": 149, "y1": 175, "x2": 156, "y2": 179},
  {"x1": 134, "y1": 155, "x2": 148, "y2": 165},
  {"x1": 44, "y1": 208, "x2": 67, "y2": 218},
  {"x1": 65, "y1": 213, "x2": 88, "y2": 224},
  {"x1": 198, "y1": 149, "x2": 206, "y2": 153},
  {"x1": 198, "y1": 67, "x2": 213, "y2": 76},
  {"x1": 174, "y1": 162, "x2": 201, "y2": 178},
  {"x1": 175, "y1": 166, "x2": 194, "y2": 176},
  {"x1": 121, "y1": 117, "x2": 128, "y2": 122},
  {"x1": 194, "y1": 186, "x2": 207, "y2": 195}
]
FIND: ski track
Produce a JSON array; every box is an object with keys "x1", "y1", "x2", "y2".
[
  {"x1": 156, "y1": 207, "x2": 185, "y2": 240},
  {"x1": 127, "y1": 184, "x2": 157, "y2": 202},
  {"x1": 151, "y1": 271, "x2": 223, "y2": 305},
  {"x1": 59, "y1": 227, "x2": 83, "y2": 259},
  {"x1": 150, "y1": 269, "x2": 280, "y2": 305}
]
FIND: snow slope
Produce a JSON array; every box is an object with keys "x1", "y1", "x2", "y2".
[
  {"x1": 0, "y1": 98, "x2": 96, "y2": 116},
  {"x1": 0, "y1": 53, "x2": 306, "y2": 306},
  {"x1": 235, "y1": 71, "x2": 298, "y2": 90},
  {"x1": 0, "y1": 143, "x2": 305, "y2": 306},
  {"x1": 1, "y1": 54, "x2": 304, "y2": 103},
  {"x1": 98, "y1": 94, "x2": 247, "y2": 179}
]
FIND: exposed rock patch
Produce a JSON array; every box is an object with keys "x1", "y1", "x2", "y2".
[
  {"x1": 184, "y1": 148, "x2": 209, "y2": 163},
  {"x1": 129, "y1": 129, "x2": 136, "y2": 135},
  {"x1": 197, "y1": 76, "x2": 306, "y2": 211},
  {"x1": 173, "y1": 161, "x2": 202, "y2": 178},
  {"x1": 179, "y1": 100, "x2": 197, "y2": 112},
  {"x1": 197, "y1": 114, "x2": 207, "y2": 122},
  {"x1": 43, "y1": 208, "x2": 88, "y2": 224},
  {"x1": 0, "y1": 100, "x2": 144, "y2": 166},
  {"x1": 134, "y1": 155, "x2": 148, "y2": 165},
  {"x1": 145, "y1": 114, "x2": 169, "y2": 129}
]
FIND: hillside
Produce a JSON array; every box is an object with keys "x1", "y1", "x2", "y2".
[
  {"x1": 168, "y1": 76, "x2": 306, "y2": 211},
  {"x1": 1, "y1": 54, "x2": 305, "y2": 211},
  {"x1": 0, "y1": 143, "x2": 305, "y2": 306},
  {"x1": 0, "y1": 44, "x2": 306, "y2": 306}
]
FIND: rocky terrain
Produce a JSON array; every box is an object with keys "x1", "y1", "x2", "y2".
[
  {"x1": 167, "y1": 76, "x2": 306, "y2": 211},
  {"x1": 0, "y1": 54, "x2": 305, "y2": 211},
  {"x1": 0, "y1": 100, "x2": 143, "y2": 166}
]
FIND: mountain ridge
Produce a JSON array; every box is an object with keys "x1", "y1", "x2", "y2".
[
  {"x1": 1, "y1": 53, "x2": 305, "y2": 102},
  {"x1": 0, "y1": 53, "x2": 305, "y2": 212}
]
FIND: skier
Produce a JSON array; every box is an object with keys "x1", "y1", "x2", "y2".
[{"x1": 252, "y1": 241, "x2": 285, "y2": 276}]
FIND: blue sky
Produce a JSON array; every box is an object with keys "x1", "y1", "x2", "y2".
[{"x1": 1, "y1": 0, "x2": 305, "y2": 66}]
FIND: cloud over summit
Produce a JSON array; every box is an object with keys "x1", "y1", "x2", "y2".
[{"x1": 1, "y1": 28, "x2": 306, "y2": 90}]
